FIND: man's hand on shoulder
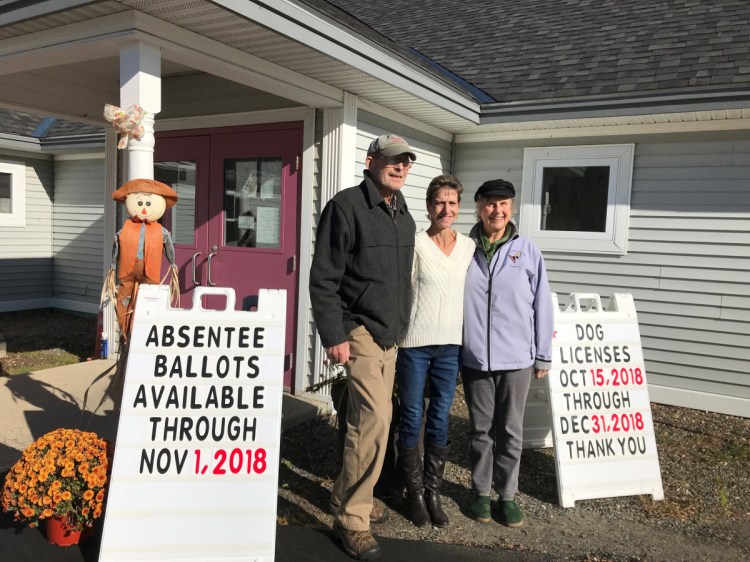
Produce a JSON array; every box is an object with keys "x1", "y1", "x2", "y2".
[{"x1": 326, "y1": 342, "x2": 350, "y2": 365}]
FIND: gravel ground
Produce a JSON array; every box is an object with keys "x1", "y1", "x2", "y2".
[
  {"x1": 278, "y1": 386, "x2": 749, "y2": 562},
  {"x1": 3, "y1": 310, "x2": 746, "y2": 560}
]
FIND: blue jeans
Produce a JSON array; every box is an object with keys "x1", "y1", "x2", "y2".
[{"x1": 396, "y1": 345, "x2": 461, "y2": 449}]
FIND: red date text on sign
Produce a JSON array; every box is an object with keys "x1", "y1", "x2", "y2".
[
  {"x1": 560, "y1": 412, "x2": 645, "y2": 434},
  {"x1": 558, "y1": 367, "x2": 644, "y2": 388},
  {"x1": 194, "y1": 448, "x2": 267, "y2": 475}
]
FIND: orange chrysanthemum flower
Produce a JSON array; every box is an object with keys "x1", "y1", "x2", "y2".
[{"x1": 1, "y1": 429, "x2": 109, "y2": 531}]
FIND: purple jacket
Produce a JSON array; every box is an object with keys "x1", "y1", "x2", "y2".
[{"x1": 462, "y1": 221, "x2": 554, "y2": 372}]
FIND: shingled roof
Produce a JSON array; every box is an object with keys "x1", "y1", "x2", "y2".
[
  {"x1": 0, "y1": 108, "x2": 102, "y2": 143},
  {"x1": 0, "y1": 109, "x2": 43, "y2": 137},
  {"x1": 326, "y1": 0, "x2": 750, "y2": 104}
]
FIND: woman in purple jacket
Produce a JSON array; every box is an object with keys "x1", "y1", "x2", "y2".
[{"x1": 462, "y1": 179, "x2": 554, "y2": 528}]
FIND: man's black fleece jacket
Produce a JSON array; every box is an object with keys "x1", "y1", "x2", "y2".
[{"x1": 310, "y1": 174, "x2": 416, "y2": 349}]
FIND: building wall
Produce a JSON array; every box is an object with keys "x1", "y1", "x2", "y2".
[
  {"x1": 51, "y1": 156, "x2": 106, "y2": 313},
  {"x1": 0, "y1": 153, "x2": 53, "y2": 311},
  {"x1": 455, "y1": 136, "x2": 750, "y2": 417}
]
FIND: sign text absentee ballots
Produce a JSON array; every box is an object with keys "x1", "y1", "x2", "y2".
[
  {"x1": 548, "y1": 293, "x2": 664, "y2": 508},
  {"x1": 99, "y1": 285, "x2": 286, "y2": 562}
]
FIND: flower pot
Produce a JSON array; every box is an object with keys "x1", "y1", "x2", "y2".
[{"x1": 44, "y1": 515, "x2": 92, "y2": 546}]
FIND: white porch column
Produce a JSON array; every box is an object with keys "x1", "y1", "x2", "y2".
[
  {"x1": 119, "y1": 41, "x2": 161, "y2": 180},
  {"x1": 313, "y1": 92, "x2": 358, "y2": 401},
  {"x1": 321, "y1": 91, "x2": 358, "y2": 201}
]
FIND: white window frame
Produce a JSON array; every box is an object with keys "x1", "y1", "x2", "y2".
[
  {"x1": 0, "y1": 161, "x2": 26, "y2": 227},
  {"x1": 520, "y1": 144, "x2": 634, "y2": 255}
]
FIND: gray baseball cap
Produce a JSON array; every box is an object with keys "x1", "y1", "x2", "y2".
[{"x1": 367, "y1": 134, "x2": 417, "y2": 161}]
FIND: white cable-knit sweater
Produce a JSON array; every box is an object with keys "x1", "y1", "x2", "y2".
[{"x1": 398, "y1": 229, "x2": 476, "y2": 348}]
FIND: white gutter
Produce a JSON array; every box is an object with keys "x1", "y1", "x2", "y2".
[
  {"x1": 213, "y1": 0, "x2": 481, "y2": 123},
  {"x1": 0, "y1": 133, "x2": 43, "y2": 153}
]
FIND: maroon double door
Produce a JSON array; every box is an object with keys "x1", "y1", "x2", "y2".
[{"x1": 155, "y1": 122, "x2": 302, "y2": 389}]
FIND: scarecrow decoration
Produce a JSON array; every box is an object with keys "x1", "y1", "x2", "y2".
[
  {"x1": 88, "y1": 178, "x2": 180, "y2": 413},
  {"x1": 101, "y1": 178, "x2": 180, "y2": 343}
]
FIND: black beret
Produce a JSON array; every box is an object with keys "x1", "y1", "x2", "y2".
[{"x1": 474, "y1": 179, "x2": 515, "y2": 202}]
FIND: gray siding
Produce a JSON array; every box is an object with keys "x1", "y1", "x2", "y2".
[
  {"x1": 52, "y1": 158, "x2": 106, "y2": 310},
  {"x1": 0, "y1": 155, "x2": 53, "y2": 309},
  {"x1": 455, "y1": 138, "x2": 750, "y2": 417}
]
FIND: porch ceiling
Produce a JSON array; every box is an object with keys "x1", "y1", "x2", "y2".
[{"x1": 0, "y1": 0, "x2": 479, "y2": 132}]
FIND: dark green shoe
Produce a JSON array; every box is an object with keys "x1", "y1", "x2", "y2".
[
  {"x1": 498, "y1": 500, "x2": 525, "y2": 528},
  {"x1": 468, "y1": 494, "x2": 491, "y2": 523}
]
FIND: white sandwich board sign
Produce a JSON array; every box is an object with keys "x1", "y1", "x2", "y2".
[
  {"x1": 548, "y1": 293, "x2": 664, "y2": 508},
  {"x1": 100, "y1": 285, "x2": 286, "y2": 562}
]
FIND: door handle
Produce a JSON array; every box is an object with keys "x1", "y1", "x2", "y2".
[
  {"x1": 207, "y1": 251, "x2": 218, "y2": 286},
  {"x1": 191, "y1": 252, "x2": 202, "y2": 285}
]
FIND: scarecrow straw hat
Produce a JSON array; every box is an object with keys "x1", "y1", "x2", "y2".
[{"x1": 112, "y1": 178, "x2": 178, "y2": 209}]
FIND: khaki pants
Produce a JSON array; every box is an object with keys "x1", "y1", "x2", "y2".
[{"x1": 332, "y1": 325, "x2": 396, "y2": 531}]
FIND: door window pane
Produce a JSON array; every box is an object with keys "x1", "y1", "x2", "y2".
[
  {"x1": 224, "y1": 158, "x2": 282, "y2": 249},
  {"x1": 540, "y1": 166, "x2": 609, "y2": 232},
  {"x1": 155, "y1": 161, "x2": 196, "y2": 245}
]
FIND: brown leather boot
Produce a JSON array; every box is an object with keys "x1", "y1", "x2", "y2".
[
  {"x1": 397, "y1": 444, "x2": 430, "y2": 527},
  {"x1": 333, "y1": 522, "x2": 381, "y2": 560},
  {"x1": 424, "y1": 441, "x2": 451, "y2": 528}
]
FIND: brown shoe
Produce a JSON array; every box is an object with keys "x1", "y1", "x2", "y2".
[
  {"x1": 333, "y1": 523, "x2": 381, "y2": 560},
  {"x1": 329, "y1": 497, "x2": 389, "y2": 525}
]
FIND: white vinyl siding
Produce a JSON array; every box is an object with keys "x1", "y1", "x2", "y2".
[
  {"x1": 455, "y1": 138, "x2": 750, "y2": 417},
  {"x1": 52, "y1": 158, "x2": 106, "y2": 311},
  {"x1": 302, "y1": 109, "x2": 325, "y2": 397},
  {"x1": 0, "y1": 156, "x2": 53, "y2": 310}
]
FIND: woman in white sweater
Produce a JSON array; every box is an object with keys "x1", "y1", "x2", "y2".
[{"x1": 396, "y1": 175, "x2": 476, "y2": 528}]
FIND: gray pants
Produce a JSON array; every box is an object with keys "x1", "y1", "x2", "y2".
[{"x1": 462, "y1": 366, "x2": 533, "y2": 499}]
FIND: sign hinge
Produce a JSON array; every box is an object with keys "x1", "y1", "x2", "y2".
[
  {"x1": 291, "y1": 255, "x2": 297, "y2": 272},
  {"x1": 295, "y1": 155, "x2": 300, "y2": 172}
]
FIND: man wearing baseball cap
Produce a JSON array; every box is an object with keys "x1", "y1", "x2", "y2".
[{"x1": 310, "y1": 134, "x2": 417, "y2": 560}]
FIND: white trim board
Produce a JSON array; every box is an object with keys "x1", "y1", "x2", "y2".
[
  {"x1": 456, "y1": 116, "x2": 750, "y2": 143},
  {"x1": 649, "y1": 385, "x2": 749, "y2": 419},
  {"x1": 293, "y1": 108, "x2": 316, "y2": 395}
]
